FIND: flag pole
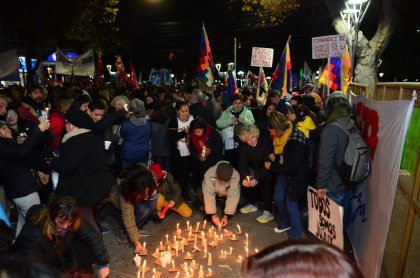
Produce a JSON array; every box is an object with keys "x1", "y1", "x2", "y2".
[
  {"x1": 268, "y1": 35, "x2": 291, "y2": 91},
  {"x1": 327, "y1": 57, "x2": 331, "y2": 97},
  {"x1": 257, "y1": 67, "x2": 262, "y2": 98}
]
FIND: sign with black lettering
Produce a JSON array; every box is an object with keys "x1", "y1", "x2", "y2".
[
  {"x1": 312, "y1": 35, "x2": 346, "y2": 59},
  {"x1": 307, "y1": 186, "x2": 344, "y2": 249},
  {"x1": 251, "y1": 47, "x2": 274, "y2": 68}
]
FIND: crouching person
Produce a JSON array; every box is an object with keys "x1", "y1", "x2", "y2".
[
  {"x1": 200, "y1": 161, "x2": 240, "y2": 227},
  {"x1": 149, "y1": 163, "x2": 192, "y2": 218},
  {"x1": 12, "y1": 196, "x2": 110, "y2": 277}
]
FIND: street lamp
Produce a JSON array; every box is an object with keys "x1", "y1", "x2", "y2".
[{"x1": 340, "y1": 0, "x2": 371, "y2": 78}]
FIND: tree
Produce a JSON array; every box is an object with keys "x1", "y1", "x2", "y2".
[
  {"x1": 229, "y1": 0, "x2": 300, "y2": 26},
  {"x1": 324, "y1": 0, "x2": 399, "y2": 96}
]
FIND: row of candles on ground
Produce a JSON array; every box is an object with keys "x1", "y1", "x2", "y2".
[{"x1": 133, "y1": 221, "x2": 257, "y2": 277}]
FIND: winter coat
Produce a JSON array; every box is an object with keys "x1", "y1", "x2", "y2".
[
  {"x1": 216, "y1": 106, "x2": 255, "y2": 130},
  {"x1": 189, "y1": 128, "x2": 223, "y2": 172},
  {"x1": 189, "y1": 102, "x2": 216, "y2": 128},
  {"x1": 151, "y1": 119, "x2": 171, "y2": 157},
  {"x1": 53, "y1": 129, "x2": 115, "y2": 206},
  {"x1": 0, "y1": 127, "x2": 43, "y2": 200},
  {"x1": 237, "y1": 132, "x2": 273, "y2": 183},
  {"x1": 120, "y1": 117, "x2": 151, "y2": 162},
  {"x1": 202, "y1": 161, "x2": 240, "y2": 216},
  {"x1": 268, "y1": 126, "x2": 310, "y2": 201},
  {"x1": 12, "y1": 204, "x2": 109, "y2": 270},
  {"x1": 156, "y1": 172, "x2": 184, "y2": 208},
  {"x1": 316, "y1": 117, "x2": 350, "y2": 193}
]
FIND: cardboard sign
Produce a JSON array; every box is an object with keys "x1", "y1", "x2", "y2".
[
  {"x1": 251, "y1": 47, "x2": 274, "y2": 68},
  {"x1": 312, "y1": 35, "x2": 346, "y2": 59},
  {"x1": 307, "y1": 186, "x2": 344, "y2": 249}
]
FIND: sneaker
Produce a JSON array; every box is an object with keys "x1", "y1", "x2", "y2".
[
  {"x1": 274, "y1": 226, "x2": 291, "y2": 234},
  {"x1": 240, "y1": 204, "x2": 258, "y2": 214},
  {"x1": 100, "y1": 225, "x2": 110, "y2": 235},
  {"x1": 117, "y1": 229, "x2": 128, "y2": 244},
  {"x1": 137, "y1": 228, "x2": 150, "y2": 236},
  {"x1": 256, "y1": 211, "x2": 274, "y2": 223}
]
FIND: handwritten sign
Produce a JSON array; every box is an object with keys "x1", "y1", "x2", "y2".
[
  {"x1": 307, "y1": 186, "x2": 344, "y2": 249},
  {"x1": 312, "y1": 35, "x2": 346, "y2": 59},
  {"x1": 251, "y1": 47, "x2": 274, "y2": 68}
]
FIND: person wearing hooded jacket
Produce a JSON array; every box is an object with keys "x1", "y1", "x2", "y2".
[{"x1": 120, "y1": 98, "x2": 151, "y2": 169}]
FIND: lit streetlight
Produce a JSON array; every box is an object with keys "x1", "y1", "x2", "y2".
[{"x1": 340, "y1": 0, "x2": 371, "y2": 78}]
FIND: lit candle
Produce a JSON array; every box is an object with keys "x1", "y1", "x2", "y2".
[
  {"x1": 174, "y1": 235, "x2": 177, "y2": 244},
  {"x1": 166, "y1": 234, "x2": 169, "y2": 244},
  {"x1": 181, "y1": 239, "x2": 185, "y2": 253},
  {"x1": 232, "y1": 234, "x2": 236, "y2": 240},
  {"x1": 208, "y1": 268, "x2": 212, "y2": 276},
  {"x1": 237, "y1": 224, "x2": 242, "y2": 234},
  {"x1": 203, "y1": 248, "x2": 207, "y2": 258},
  {"x1": 175, "y1": 242, "x2": 179, "y2": 257},
  {"x1": 201, "y1": 146, "x2": 206, "y2": 157},
  {"x1": 172, "y1": 259, "x2": 175, "y2": 270},
  {"x1": 198, "y1": 265, "x2": 204, "y2": 278},
  {"x1": 255, "y1": 248, "x2": 259, "y2": 253},
  {"x1": 186, "y1": 221, "x2": 190, "y2": 230},
  {"x1": 160, "y1": 241, "x2": 163, "y2": 250},
  {"x1": 178, "y1": 228, "x2": 182, "y2": 238},
  {"x1": 220, "y1": 250, "x2": 223, "y2": 258},
  {"x1": 175, "y1": 271, "x2": 180, "y2": 278},
  {"x1": 133, "y1": 253, "x2": 142, "y2": 267},
  {"x1": 229, "y1": 247, "x2": 233, "y2": 255},
  {"x1": 202, "y1": 220, "x2": 207, "y2": 230},
  {"x1": 202, "y1": 238, "x2": 207, "y2": 248},
  {"x1": 141, "y1": 260, "x2": 146, "y2": 278},
  {"x1": 143, "y1": 242, "x2": 146, "y2": 250},
  {"x1": 124, "y1": 103, "x2": 128, "y2": 111},
  {"x1": 137, "y1": 270, "x2": 140, "y2": 278},
  {"x1": 194, "y1": 234, "x2": 198, "y2": 246},
  {"x1": 207, "y1": 252, "x2": 212, "y2": 266},
  {"x1": 245, "y1": 247, "x2": 249, "y2": 257},
  {"x1": 168, "y1": 245, "x2": 171, "y2": 253},
  {"x1": 195, "y1": 222, "x2": 200, "y2": 232},
  {"x1": 238, "y1": 255, "x2": 243, "y2": 263},
  {"x1": 218, "y1": 223, "x2": 221, "y2": 232},
  {"x1": 177, "y1": 222, "x2": 180, "y2": 231},
  {"x1": 245, "y1": 233, "x2": 249, "y2": 243}
]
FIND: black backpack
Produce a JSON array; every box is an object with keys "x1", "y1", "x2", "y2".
[{"x1": 330, "y1": 121, "x2": 372, "y2": 189}]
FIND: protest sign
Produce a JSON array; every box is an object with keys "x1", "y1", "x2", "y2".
[
  {"x1": 312, "y1": 35, "x2": 346, "y2": 59},
  {"x1": 251, "y1": 47, "x2": 274, "y2": 67},
  {"x1": 307, "y1": 186, "x2": 344, "y2": 249}
]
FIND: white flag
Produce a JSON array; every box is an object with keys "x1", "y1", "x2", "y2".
[{"x1": 55, "y1": 48, "x2": 95, "y2": 76}]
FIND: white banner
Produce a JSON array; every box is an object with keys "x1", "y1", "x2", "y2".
[
  {"x1": 0, "y1": 49, "x2": 18, "y2": 79},
  {"x1": 307, "y1": 186, "x2": 344, "y2": 249},
  {"x1": 55, "y1": 49, "x2": 95, "y2": 77},
  {"x1": 251, "y1": 47, "x2": 274, "y2": 68},
  {"x1": 312, "y1": 35, "x2": 346, "y2": 59},
  {"x1": 348, "y1": 93, "x2": 414, "y2": 278}
]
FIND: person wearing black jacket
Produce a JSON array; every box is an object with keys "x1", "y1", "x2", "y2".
[
  {"x1": 237, "y1": 124, "x2": 275, "y2": 224},
  {"x1": 0, "y1": 119, "x2": 50, "y2": 238},
  {"x1": 12, "y1": 196, "x2": 110, "y2": 277}
]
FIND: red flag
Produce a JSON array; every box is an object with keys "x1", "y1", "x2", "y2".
[
  {"x1": 96, "y1": 50, "x2": 103, "y2": 85},
  {"x1": 129, "y1": 61, "x2": 140, "y2": 90},
  {"x1": 114, "y1": 55, "x2": 130, "y2": 84}
]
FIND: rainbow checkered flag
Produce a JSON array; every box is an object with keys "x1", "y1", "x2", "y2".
[
  {"x1": 197, "y1": 23, "x2": 216, "y2": 87},
  {"x1": 319, "y1": 47, "x2": 352, "y2": 93},
  {"x1": 270, "y1": 41, "x2": 292, "y2": 96}
]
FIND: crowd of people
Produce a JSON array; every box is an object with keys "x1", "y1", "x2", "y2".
[{"x1": 0, "y1": 80, "x2": 361, "y2": 276}]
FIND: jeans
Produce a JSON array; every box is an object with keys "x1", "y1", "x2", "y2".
[
  {"x1": 273, "y1": 175, "x2": 302, "y2": 239},
  {"x1": 134, "y1": 196, "x2": 158, "y2": 229},
  {"x1": 327, "y1": 191, "x2": 352, "y2": 232}
]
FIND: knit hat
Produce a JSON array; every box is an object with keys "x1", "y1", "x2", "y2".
[
  {"x1": 65, "y1": 108, "x2": 94, "y2": 129},
  {"x1": 216, "y1": 162, "x2": 233, "y2": 181},
  {"x1": 150, "y1": 163, "x2": 167, "y2": 181}
]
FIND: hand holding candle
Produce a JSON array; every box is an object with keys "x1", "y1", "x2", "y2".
[{"x1": 159, "y1": 204, "x2": 170, "y2": 219}]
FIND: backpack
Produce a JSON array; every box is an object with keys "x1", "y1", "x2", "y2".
[{"x1": 330, "y1": 121, "x2": 372, "y2": 189}]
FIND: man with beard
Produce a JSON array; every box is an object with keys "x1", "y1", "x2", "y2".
[{"x1": 17, "y1": 85, "x2": 46, "y2": 123}]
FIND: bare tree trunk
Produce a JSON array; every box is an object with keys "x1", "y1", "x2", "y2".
[{"x1": 325, "y1": 0, "x2": 398, "y2": 97}]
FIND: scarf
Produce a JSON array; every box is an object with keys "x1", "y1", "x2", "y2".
[
  {"x1": 191, "y1": 125, "x2": 212, "y2": 153},
  {"x1": 325, "y1": 107, "x2": 350, "y2": 124},
  {"x1": 231, "y1": 106, "x2": 243, "y2": 118},
  {"x1": 273, "y1": 124, "x2": 292, "y2": 155}
]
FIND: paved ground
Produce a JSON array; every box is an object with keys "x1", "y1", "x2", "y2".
[
  {"x1": 102, "y1": 201, "x2": 287, "y2": 278},
  {"x1": 101, "y1": 178, "x2": 420, "y2": 278}
]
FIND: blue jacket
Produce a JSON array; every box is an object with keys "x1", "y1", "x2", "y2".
[{"x1": 120, "y1": 118, "x2": 151, "y2": 161}]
